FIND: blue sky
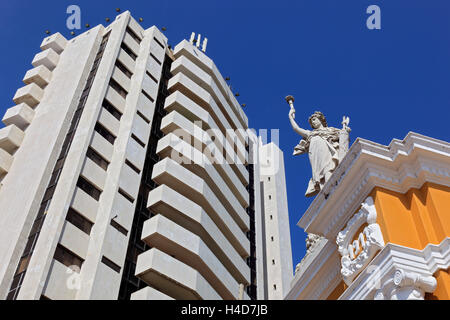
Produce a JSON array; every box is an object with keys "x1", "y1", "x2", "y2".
[{"x1": 1, "y1": 0, "x2": 449, "y2": 270}]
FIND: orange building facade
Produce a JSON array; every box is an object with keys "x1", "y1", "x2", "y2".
[{"x1": 286, "y1": 132, "x2": 450, "y2": 300}]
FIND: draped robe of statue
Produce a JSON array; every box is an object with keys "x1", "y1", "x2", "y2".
[{"x1": 294, "y1": 126, "x2": 341, "y2": 197}]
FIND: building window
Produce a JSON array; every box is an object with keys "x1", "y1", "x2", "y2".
[
  {"x1": 273, "y1": 284, "x2": 277, "y2": 290},
  {"x1": 109, "y1": 78, "x2": 128, "y2": 98},
  {"x1": 270, "y1": 215, "x2": 273, "y2": 220},
  {"x1": 136, "y1": 110, "x2": 150, "y2": 124},
  {"x1": 131, "y1": 133, "x2": 146, "y2": 148},
  {"x1": 77, "y1": 176, "x2": 102, "y2": 201},
  {"x1": 118, "y1": 188, "x2": 134, "y2": 203},
  {"x1": 141, "y1": 89, "x2": 154, "y2": 103},
  {"x1": 121, "y1": 43, "x2": 137, "y2": 60},
  {"x1": 126, "y1": 26, "x2": 142, "y2": 44},
  {"x1": 150, "y1": 52, "x2": 162, "y2": 66},
  {"x1": 268, "y1": 195, "x2": 271, "y2": 200},
  {"x1": 53, "y1": 244, "x2": 83, "y2": 271},
  {"x1": 110, "y1": 219, "x2": 128, "y2": 236},
  {"x1": 272, "y1": 259, "x2": 275, "y2": 265},
  {"x1": 94, "y1": 123, "x2": 116, "y2": 144},
  {"x1": 125, "y1": 159, "x2": 141, "y2": 174},
  {"x1": 66, "y1": 208, "x2": 94, "y2": 235},
  {"x1": 153, "y1": 37, "x2": 165, "y2": 49},
  {"x1": 116, "y1": 60, "x2": 133, "y2": 79},
  {"x1": 268, "y1": 177, "x2": 270, "y2": 181},
  {"x1": 86, "y1": 147, "x2": 109, "y2": 170},
  {"x1": 102, "y1": 256, "x2": 121, "y2": 273},
  {"x1": 102, "y1": 99, "x2": 122, "y2": 121},
  {"x1": 146, "y1": 70, "x2": 158, "y2": 84},
  {"x1": 271, "y1": 236, "x2": 274, "y2": 242}
]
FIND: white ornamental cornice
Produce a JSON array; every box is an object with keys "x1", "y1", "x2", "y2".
[
  {"x1": 298, "y1": 132, "x2": 450, "y2": 240},
  {"x1": 285, "y1": 239, "x2": 342, "y2": 300},
  {"x1": 340, "y1": 237, "x2": 450, "y2": 300}
]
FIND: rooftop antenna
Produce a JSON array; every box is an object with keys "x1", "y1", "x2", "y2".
[
  {"x1": 202, "y1": 37, "x2": 208, "y2": 52},
  {"x1": 196, "y1": 33, "x2": 201, "y2": 48},
  {"x1": 189, "y1": 32, "x2": 195, "y2": 44}
]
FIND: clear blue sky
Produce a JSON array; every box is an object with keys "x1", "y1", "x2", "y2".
[{"x1": 1, "y1": 0, "x2": 449, "y2": 270}]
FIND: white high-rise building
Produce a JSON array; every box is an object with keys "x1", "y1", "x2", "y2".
[
  {"x1": 0, "y1": 11, "x2": 292, "y2": 300},
  {"x1": 258, "y1": 142, "x2": 293, "y2": 299}
]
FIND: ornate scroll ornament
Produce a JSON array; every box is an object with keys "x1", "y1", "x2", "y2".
[
  {"x1": 374, "y1": 269, "x2": 437, "y2": 300},
  {"x1": 336, "y1": 196, "x2": 385, "y2": 285}
]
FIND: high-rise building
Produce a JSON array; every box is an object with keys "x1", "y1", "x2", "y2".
[
  {"x1": 258, "y1": 142, "x2": 293, "y2": 299},
  {"x1": 286, "y1": 132, "x2": 450, "y2": 300},
  {"x1": 0, "y1": 11, "x2": 292, "y2": 300}
]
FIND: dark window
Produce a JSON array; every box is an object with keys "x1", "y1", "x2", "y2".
[
  {"x1": 54, "y1": 244, "x2": 83, "y2": 270},
  {"x1": 131, "y1": 134, "x2": 146, "y2": 148},
  {"x1": 109, "y1": 79, "x2": 128, "y2": 99},
  {"x1": 66, "y1": 208, "x2": 93, "y2": 235},
  {"x1": 121, "y1": 43, "x2": 137, "y2": 60},
  {"x1": 95, "y1": 123, "x2": 116, "y2": 144},
  {"x1": 102, "y1": 99, "x2": 122, "y2": 121},
  {"x1": 77, "y1": 176, "x2": 102, "y2": 201},
  {"x1": 102, "y1": 256, "x2": 121, "y2": 273},
  {"x1": 141, "y1": 89, "x2": 154, "y2": 103},
  {"x1": 126, "y1": 26, "x2": 142, "y2": 44},
  {"x1": 125, "y1": 159, "x2": 141, "y2": 174},
  {"x1": 116, "y1": 60, "x2": 133, "y2": 79},
  {"x1": 136, "y1": 110, "x2": 150, "y2": 124},
  {"x1": 153, "y1": 37, "x2": 165, "y2": 49},
  {"x1": 111, "y1": 219, "x2": 128, "y2": 236},
  {"x1": 118, "y1": 188, "x2": 134, "y2": 203},
  {"x1": 146, "y1": 70, "x2": 158, "y2": 84},
  {"x1": 150, "y1": 52, "x2": 162, "y2": 66},
  {"x1": 86, "y1": 147, "x2": 109, "y2": 170}
]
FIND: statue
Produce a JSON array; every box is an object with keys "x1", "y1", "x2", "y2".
[{"x1": 285, "y1": 95, "x2": 350, "y2": 197}]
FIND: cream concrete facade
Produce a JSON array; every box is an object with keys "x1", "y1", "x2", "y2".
[
  {"x1": 259, "y1": 142, "x2": 293, "y2": 299},
  {"x1": 0, "y1": 12, "x2": 292, "y2": 300}
]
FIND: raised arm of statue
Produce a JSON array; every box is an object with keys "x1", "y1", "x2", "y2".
[{"x1": 289, "y1": 108, "x2": 310, "y2": 139}]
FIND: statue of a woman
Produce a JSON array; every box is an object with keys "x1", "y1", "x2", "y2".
[{"x1": 286, "y1": 96, "x2": 350, "y2": 197}]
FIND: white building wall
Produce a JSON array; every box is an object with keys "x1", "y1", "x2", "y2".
[{"x1": 259, "y1": 142, "x2": 293, "y2": 299}]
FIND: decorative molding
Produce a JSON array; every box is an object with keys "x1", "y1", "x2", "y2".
[
  {"x1": 336, "y1": 196, "x2": 385, "y2": 285},
  {"x1": 374, "y1": 269, "x2": 437, "y2": 300},
  {"x1": 340, "y1": 237, "x2": 450, "y2": 300},
  {"x1": 298, "y1": 132, "x2": 450, "y2": 240},
  {"x1": 286, "y1": 239, "x2": 341, "y2": 300}
]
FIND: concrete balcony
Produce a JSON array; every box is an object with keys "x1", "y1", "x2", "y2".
[
  {"x1": 130, "y1": 287, "x2": 174, "y2": 300},
  {"x1": 0, "y1": 148, "x2": 13, "y2": 176},
  {"x1": 171, "y1": 55, "x2": 246, "y2": 136},
  {"x1": 146, "y1": 185, "x2": 250, "y2": 285},
  {"x1": 135, "y1": 248, "x2": 221, "y2": 300},
  {"x1": 156, "y1": 133, "x2": 249, "y2": 208},
  {"x1": 32, "y1": 48, "x2": 59, "y2": 71},
  {"x1": 80, "y1": 157, "x2": 107, "y2": 191},
  {"x1": 40, "y1": 32, "x2": 67, "y2": 54},
  {"x1": 160, "y1": 110, "x2": 248, "y2": 191},
  {"x1": 173, "y1": 40, "x2": 248, "y2": 128},
  {"x1": 23, "y1": 65, "x2": 52, "y2": 88},
  {"x1": 12, "y1": 83, "x2": 44, "y2": 108},
  {"x1": 163, "y1": 91, "x2": 249, "y2": 183},
  {"x1": 0, "y1": 125, "x2": 25, "y2": 154},
  {"x1": 141, "y1": 214, "x2": 244, "y2": 300},
  {"x1": 167, "y1": 73, "x2": 247, "y2": 157},
  {"x1": 157, "y1": 117, "x2": 249, "y2": 227},
  {"x1": 151, "y1": 157, "x2": 250, "y2": 257},
  {"x1": 2, "y1": 103, "x2": 35, "y2": 130}
]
